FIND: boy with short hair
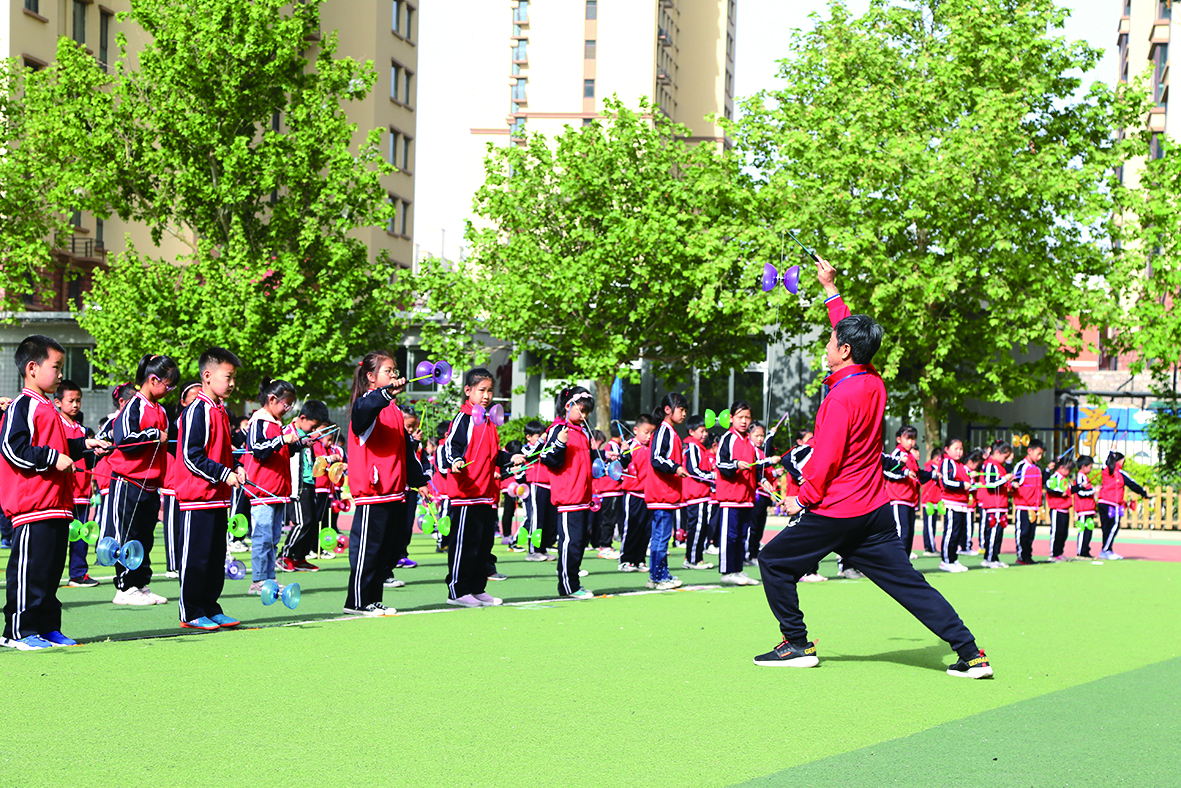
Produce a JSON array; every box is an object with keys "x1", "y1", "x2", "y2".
[
  {"x1": 976, "y1": 443, "x2": 1013, "y2": 568},
  {"x1": 682, "y1": 414, "x2": 715, "y2": 570},
  {"x1": 1010, "y1": 439, "x2": 1046, "y2": 565},
  {"x1": 920, "y1": 447, "x2": 943, "y2": 556},
  {"x1": 54, "y1": 380, "x2": 99, "y2": 588},
  {"x1": 1072, "y1": 455, "x2": 1098, "y2": 558},
  {"x1": 174, "y1": 347, "x2": 246, "y2": 631},
  {"x1": 2, "y1": 335, "x2": 110, "y2": 649},
  {"x1": 618, "y1": 414, "x2": 655, "y2": 573},
  {"x1": 519, "y1": 420, "x2": 551, "y2": 559}
]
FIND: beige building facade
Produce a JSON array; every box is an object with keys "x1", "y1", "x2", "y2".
[{"x1": 469, "y1": 0, "x2": 736, "y2": 207}]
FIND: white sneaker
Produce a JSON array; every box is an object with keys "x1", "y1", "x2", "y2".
[
  {"x1": 524, "y1": 552, "x2": 548, "y2": 562},
  {"x1": 597, "y1": 547, "x2": 620, "y2": 560},
  {"x1": 383, "y1": 577, "x2": 406, "y2": 589},
  {"x1": 113, "y1": 588, "x2": 153, "y2": 606},
  {"x1": 140, "y1": 587, "x2": 168, "y2": 605},
  {"x1": 909, "y1": 551, "x2": 917, "y2": 560},
  {"x1": 993, "y1": 560, "x2": 1009, "y2": 568},
  {"x1": 578, "y1": 569, "x2": 589, "y2": 577},
  {"x1": 799, "y1": 573, "x2": 828, "y2": 582},
  {"x1": 658, "y1": 577, "x2": 683, "y2": 590},
  {"x1": 704, "y1": 545, "x2": 720, "y2": 555},
  {"x1": 737, "y1": 571, "x2": 760, "y2": 586},
  {"x1": 164, "y1": 570, "x2": 179, "y2": 579},
  {"x1": 446, "y1": 594, "x2": 483, "y2": 608},
  {"x1": 474, "y1": 592, "x2": 503, "y2": 606},
  {"x1": 953, "y1": 561, "x2": 970, "y2": 572},
  {"x1": 228, "y1": 540, "x2": 249, "y2": 554},
  {"x1": 373, "y1": 602, "x2": 397, "y2": 616},
  {"x1": 939, "y1": 561, "x2": 958, "y2": 573},
  {"x1": 618, "y1": 562, "x2": 641, "y2": 572},
  {"x1": 342, "y1": 604, "x2": 385, "y2": 617},
  {"x1": 720, "y1": 572, "x2": 758, "y2": 586},
  {"x1": 837, "y1": 568, "x2": 864, "y2": 580}
]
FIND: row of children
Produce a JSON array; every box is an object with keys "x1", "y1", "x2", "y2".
[
  {"x1": 456, "y1": 393, "x2": 785, "y2": 593},
  {"x1": 888, "y1": 432, "x2": 1147, "y2": 573}
]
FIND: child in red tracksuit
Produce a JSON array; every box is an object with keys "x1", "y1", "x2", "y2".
[
  {"x1": 590, "y1": 429, "x2": 624, "y2": 559},
  {"x1": 682, "y1": 414, "x2": 714, "y2": 570},
  {"x1": 714, "y1": 401, "x2": 779, "y2": 586},
  {"x1": 243, "y1": 378, "x2": 302, "y2": 594},
  {"x1": 977, "y1": 443, "x2": 1013, "y2": 568},
  {"x1": 1096, "y1": 450, "x2": 1148, "y2": 560},
  {"x1": 174, "y1": 348, "x2": 245, "y2": 631},
  {"x1": 109, "y1": 354, "x2": 180, "y2": 607},
  {"x1": 920, "y1": 448, "x2": 943, "y2": 555},
  {"x1": 344, "y1": 351, "x2": 427, "y2": 617},
  {"x1": 1010, "y1": 439, "x2": 1046, "y2": 565},
  {"x1": 619, "y1": 415, "x2": 655, "y2": 572},
  {"x1": 1, "y1": 336, "x2": 110, "y2": 650},
  {"x1": 646, "y1": 392, "x2": 689, "y2": 590},
  {"x1": 54, "y1": 380, "x2": 97, "y2": 588},
  {"x1": 1073, "y1": 455, "x2": 1098, "y2": 557},
  {"x1": 882, "y1": 425, "x2": 922, "y2": 559},
  {"x1": 939, "y1": 438, "x2": 973, "y2": 572},
  {"x1": 539, "y1": 386, "x2": 600, "y2": 599},
  {"x1": 441, "y1": 368, "x2": 524, "y2": 607},
  {"x1": 161, "y1": 380, "x2": 200, "y2": 578},
  {"x1": 517, "y1": 420, "x2": 548, "y2": 558},
  {"x1": 1046, "y1": 459, "x2": 1074, "y2": 561}
]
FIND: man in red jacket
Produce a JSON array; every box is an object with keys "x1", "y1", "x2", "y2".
[{"x1": 755, "y1": 260, "x2": 991, "y2": 679}]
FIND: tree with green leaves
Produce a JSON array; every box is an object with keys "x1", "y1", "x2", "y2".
[
  {"x1": 35, "y1": 0, "x2": 403, "y2": 404},
  {"x1": 729, "y1": 0, "x2": 1146, "y2": 452},
  {"x1": 0, "y1": 57, "x2": 113, "y2": 310},
  {"x1": 410, "y1": 97, "x2": 791, "y2": 423}
]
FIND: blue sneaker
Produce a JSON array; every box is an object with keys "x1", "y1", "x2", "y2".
[
  {"x1": 180, "y1": 617, "x2": 220, "y2": 631},
  {"x1": 0, "y1": 538, "x2": 10, "y2": 549},
  {"x1": 209, "y1": 613, "x2": 240, "y2": 628},
  {"x1": 40, "y1": 631, "x2": 78, "y2": 646},
  {"x1": 2, "y1": 634, "x2": 54, "y2": 650}
]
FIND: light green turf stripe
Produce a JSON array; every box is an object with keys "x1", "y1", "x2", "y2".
[{"x1": 731, "y1": 656, "x2": 1181, "y2": 788}]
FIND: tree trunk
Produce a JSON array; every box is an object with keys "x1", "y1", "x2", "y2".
[
  {"x1": 595, "y1": 373, "x2": 614, "y2": 435},
  {"x1": 922, "y1": 393, "x2": 941, "y2": 461}
]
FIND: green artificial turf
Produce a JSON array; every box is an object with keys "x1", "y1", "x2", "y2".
[{"x1": 0, "y1": 538, "x2": 1177, "y2": 788}]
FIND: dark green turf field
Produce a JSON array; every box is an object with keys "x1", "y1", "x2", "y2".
[{"x1": 1, "y1": 538, "x2": 1178, "y2": 787}]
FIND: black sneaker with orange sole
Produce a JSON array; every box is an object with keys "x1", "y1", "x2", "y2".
[
  {"x1": 947, "y1": 649, "x2": 994, "y2": 679},
  {"x1": 753, "y1": 638, "x2": 819, "y2": 667}
]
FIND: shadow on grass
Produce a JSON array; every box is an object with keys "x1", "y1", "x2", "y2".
[{"x1": 820, "y1": 642, "x2": 951, "y2": 670}]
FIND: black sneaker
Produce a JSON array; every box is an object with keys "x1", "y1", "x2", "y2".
[
  {"x1": 753, "y1": 638, "x2": 819, "y2": 667},
  {"x1": 68, "y1": 575, "x2": 99, "y2": 588},
  {"x1": 947, "y1": 650, "x2": 994, "y2": 679}
]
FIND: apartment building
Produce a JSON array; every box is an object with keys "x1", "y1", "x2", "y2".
[{"x1": 1, "y1": 0, "x2": 416, "y2": 416}]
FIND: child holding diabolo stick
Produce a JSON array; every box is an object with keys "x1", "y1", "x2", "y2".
[
  {"x1": 344, "y1": 352, "x2": 427, "y2": 616},
  {"x1": 1096, "y1": 450, "x2": 1148, "y2": 560},
  {"x1": 976, "y1": 443, "x2": 1013, "y2": 569},
  {"x1": 440, "y1": 368, "x2": 524, "y2": 607},
  {"x1": 646, "y1": 393, "x2": 690, "y2": 590},
  {"x1": 618, "y1": 414, "x2": 654, "y2": 573},
  {"x1": 538, "y1": 386, "x2": 603, "y2": 599},
  {"x1": 1010, "y1": 438, "x2": 1046, "y2": 565},
  {"x1": 54, "y1": 380, "x2": 98, "y2": 588},
  {"x1": 1, "y1": 336, "x2": 112, "y2": 649},
  {"x1": 882, "y1": 425, "x2": 922, "y2": 560},
  {"x1": 714, "y1": 401, "x2": 779, "y2": 586},
  {"x1": 681, "y1": 414, "x2": 715, "y2": 571},
  {"x1": 1045, "y1": 458, "x2": 1074, "y2": 562},
  {"x1": 1072, "y1": 454, "x2": 1098, "y2": 557}
]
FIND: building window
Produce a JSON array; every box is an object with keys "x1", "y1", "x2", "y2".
[
  {"x1": 509, "y1": 118, "x2": 525, "y2": 138},
  {"x1": 1155, "y1": 43, "x2": 1169, "y2": 105},
  {"x1": 512, "y1": 78, "x2": 527, "y2": 101},
  {"x1": 1151, "y1": 132, "x2": 1164, "y2": 160},
  {"x1": 393, "y1": 0, "x2": 402, "y2": 34},
  {"x1": 584, "y1": 78, "x2": 595, "y2": 98},
  {"x1": 71, "y1": 208, "x2": 82, "y2": 227},
  {"x1": 24, "y1": 0, "x2": 39, "y2": 13},
  {"x1": 585, "y1": 39, "x2": 596, "y2": 59},
  {"x1": 1159, "y1": 0, "x2": 1172, "y2": 20},
  {"x1": 725, "y1": 70, "x2": 733, "y2": 96},
  {"x1": 405, "y1": 5, "x2": 414, "y2": 41},
  {"x1": 514, "y1": 1, "x2": 529, "y2": 22},
  {"x1": 99, "y1": 10, "x2": 112, "y2": 70},
  {"x1": 391, "y1": 63, "x2": 401, "y2": 101},
  {"x1": 73, "y1": 0, "x2": 86, "y2": 44},
  {"x1": 726, "y1": 33, "x2": 733, "y2": 61},
  {"x1": 402, "y1": 136, "x2": 412, "y2": 171},
  {"x1": 389, "y1": 128, "x2": 401, "y2": 167},
  {"x1": 64, "y1": 347, "x2": 93, "y2": 387},
  {"x1": 403, "y1": 70, "x2": 413, "y2": 107},
  {"x1": 400, "y1": 200, "x2": 411, "y2": 236},
  {"x1": 96, "y1": 218, "x2": 104, "y2": 247},
  {"x1": 388, "y1": 194, "x2": 398, "y2": 234},
  {"x1": 582, "y1": 117, "x2": 594, "y2": 126},
  {"x1": 586, "y1": 0, "x2": 597, "y2": 20},
  {"x1": 729, "y1": 0, "x2": 736, "y2": 21},
  {"x1": 512, "y1": 39, "x2": 527, "y2": 62},
  {"x1": 22, "y1": 57, "x2": 44, "y2": 72}
]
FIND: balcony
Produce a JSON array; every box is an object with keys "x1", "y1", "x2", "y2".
[
  {"x1": 54, "y1": 234, "x2": 107, "y2": 262},
  {"x1": 658, "y1": 27, "x2": 673, "y2": 47},
  {"x1": 656, "y1": 67, "x2": 671, "y2": 85},
  {"x1": 513, "y1": 1, "x2": 529, "y2": 25},
  {"x1": 659, "y1": 0, "x2": 674, "y2": 7}
]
